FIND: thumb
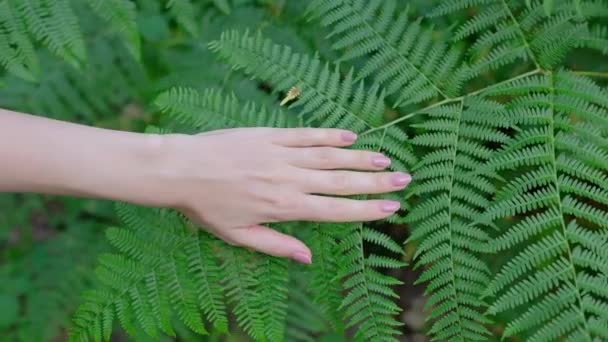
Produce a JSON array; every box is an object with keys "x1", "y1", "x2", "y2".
[{"x1": 224, "y1": 225, "x2": 312, "y2": 264}]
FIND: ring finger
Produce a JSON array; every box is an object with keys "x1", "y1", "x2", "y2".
[{"x1": 290, "y1": 147, "x2": 392, "y2": 171}]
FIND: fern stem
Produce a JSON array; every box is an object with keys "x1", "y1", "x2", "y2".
[
  {"x1": 500, "y1": 0, "x2": 542, "y2": 69},
  {"x1": 362, "y1": 69, "x2": 543, "y2": 135},
  {"x1": 572, "y1": 71, "x2": 608, "y2": 79},
  {"x1": 546, "y1": 71, "x2": 592, "y2": 341},
  {"x1": 465, "y1": 68, "x2": 544, "y2": 97},
  {"x1": 446, "y1": 100, "x2": 466, "y2": 341},
  {"x1": 362, "y1": 98, "x2": 459, "y2": 136}
]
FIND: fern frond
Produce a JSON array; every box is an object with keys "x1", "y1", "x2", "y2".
[
  {"x1": 306, "y1": 223, "x2": 346, "y2": 331},
  {"x1": 0, "y1": 36, "x2": 144, "y2": 122},
  {"x1": 70, "y1": 204, "x2": 227, "y2": 341},
  {"x1": 405, "y1": 97, "x2": 499, "y2": 341},
  {"x1": 254, "y1": 250, "x2": 290, "y2": 341},
  {"x1": 483, "y1": 71, "x2": 608, "y2": 340},
  {"x1": 433, "y1": 0, "x2": 586, "y2": 74},
  {"x1": 154, "y1": 87, "x2": 297, "y2": 131},
  {"x1": 338, "y1": 223, "x2": 405, "y2": 341},
  {"x1": 1, "y1": 225, "x2": 106, "y2": 342},
  {"x1": 16, "y1": 0, "x2": 86, "y2": 69},
  {"x1": 580, "y1": 24, "x2": 608, "y2": 54},
  {"x1": 167, "y1": 0, "x2": 199, "y2": 37},
  {"x1": 307, "y1": 0, "x2": 466, "y2": 107},
  {"x1": 577, "y1": 0, "x2": 608, "y2": 54},
  {"x1": 86, "y1": 0, "x2": 140, "y2": 60},
  {"x1": 220, "y1": 247, "x2": 267, "y2": 340},
  {"x1": 0, "y1": 0, "x2": 39, "y2": 81},
  {"x1": 211, "y1": 0, "x2": 231, "y2": 15},
  {"x1": 284, "y1": 272, "x2": 333, "y2": 341},
  {"x1": 208, "y1": 29, "x2": 385, "y2": 133}
]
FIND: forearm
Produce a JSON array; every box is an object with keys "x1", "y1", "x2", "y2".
[{"x1": 0, "y1": 108, "x2": 172, "y2": 207}]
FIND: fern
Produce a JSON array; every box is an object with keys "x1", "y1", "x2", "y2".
[
  {"x1": 304, "y1": 0, "x2": 607, "y2": 340},
  {"x1": 307, "y1": 0, "x2": 467, "y2": 107},
  {"x1": 17, "y1": 0, "x2": 86, "y2": 69},
  {"x1": 305, "y1": 223, "x2": 346, "y2": 332},
  {"x1": 166, "y1": 0, "x2": 199, "y2": 37},
  {"x1": 85, "y1": 0, "x2": 140, "y2": 60},
  {"x1": 0, "y1": 0, "x2": 38, "y2": 81},
  {"x1": 432, "y1": 0, "x2": 587, "y2": 74},
  {"x1": 154, "y1": 87, "x2": 298, "y2": 131},
  {"x1": 70, "y1": 204, "x2": 227, "y2": 341},
  {"x1": 0, "y1": 225, "x2": 106, "y2": 341},
  {"x1": 0, "y1": 35, "x2": 145, "y2": 122},
  {"x1": 337, "y1": 222, "x2": 405, "y2": 341},
  {"x1": 405, "y1": 97, "x2": 500, "y2": 341},
  {"x1": 0, "y1": 0, "x2": 139, "y2": 80},
  {"x1": 284, "y1": 271, "x2": 334, "y2": 341},
  {"x1": 481, "y1": 70, "x2": 608, "y2": 340}
]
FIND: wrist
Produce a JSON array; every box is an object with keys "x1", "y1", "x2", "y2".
[
  {"x1": 70, "y1": 131, "x2": 182, "y2": 208},
  {"x1": 126, "y1": 133, "x2": 193, "y2": 209}
]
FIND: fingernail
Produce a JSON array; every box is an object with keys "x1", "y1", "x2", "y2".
[
  {"x1": 292, "y1": 251, "x2": 312, "y2": 264},
  {"x1": 381, "y1": 200, "x2": 401, "y2": 213},
  {"x1": 341, "y1": 131, "x2": 358, "y2": 142},
  {"x1": 391, "y1": 172, "x2": 412, "y2": 187},
  {"x1": 372, "y1": 155, "x2": 391, "y2": 168}
]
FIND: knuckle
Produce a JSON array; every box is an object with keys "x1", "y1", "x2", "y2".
[
  {"x1": 323, "y1": 199, "x2": 349, "y2": 219},
  {"x1": 376, "y1": 174, "x2": 389, "y2": 189},
  {"x1": 314, "y1": 129, "x2": 332, "y2": 143},
  {"x1": 264, "y1": 193, "x2": 296, "y2": 220},
  {"x1": 248, "y1": 171, "x2": 274, "y2": 184},
  {"x1": 332, "y1": 173, "x2": 351, "y2": 192},
  {"x1": 220, "y1": 233, "x2": 241, "y2": 246},
  {"x1": 359, "y1": 151, "x2": 373, "y2": 165},
  {"x1": 316, "y1": 147, "x2": 336, "y2": 165}
]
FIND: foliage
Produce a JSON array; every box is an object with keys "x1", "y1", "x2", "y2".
[{"x1": 1, "y1": 0, "x2": 607, "y2": 341}]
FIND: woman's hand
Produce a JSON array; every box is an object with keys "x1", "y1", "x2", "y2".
[
  {"x1": 0, "y1": 109, "x2": 411, "y2": 264},
  {"x1": 159, "y1": 128, "x2": 411, "y2": 264}
]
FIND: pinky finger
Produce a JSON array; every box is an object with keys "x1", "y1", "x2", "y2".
[{"x1": 223, "y1": 225, "x2": 313, "y2": 264}]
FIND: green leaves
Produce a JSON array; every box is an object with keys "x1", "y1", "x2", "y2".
[
  {"x1": 208, "y1": 29, "x2": 386, "y2": 133},
  {"x1": 18, "y1": 0, "x2": 86, "y2": 69},
  {"x1": 481, "y1": 71, "x2": 608, "y2": 341},
  {"x1": 155, "y1": 87, "x2": 297, "y2": 131},
  {"x1": 0, "y1": 0, "x2": 39, "y2": 81},
  {"x1": 338, "y1": 223, "x2": 405, "y2": 341},
  {"x1": 70, "y1": 205, "x2": 228, "y2": 341},
  {"x1": 405, "y1": 98, "x2": 497, "y2": 341},
  {"x1": 307, "y1": 0, "x2": 466, "y2": 106},
  {"x1": 435, "y1": 0, "x2": 587, "y2": 73},
  {"x1": 0, "y1": 0, "x2": 140, "y2": 81},
  {"x1": 85, "y1": 0, "x2": 140, "y2": 60}
]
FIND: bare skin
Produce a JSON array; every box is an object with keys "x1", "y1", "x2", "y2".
[{"x1": 0, "y1": 109, "x2": 411, "y2": 264}]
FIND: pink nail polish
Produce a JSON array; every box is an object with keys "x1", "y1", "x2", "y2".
[
  {"x1": 292, "y1": 251, "x2": 312, "y2": 264},
  {"x1": 391, "y1": 172, "x2": 412, "y2": 187},
  {"x1": 372, "y1": 155, "x2": 391, "y2": 168},
  {"x1": 341, "y1": 131, "x2": 358, "y2": 142},
  {"x1": 381, "y1": 201, "x2": 401, "y2": 213}
]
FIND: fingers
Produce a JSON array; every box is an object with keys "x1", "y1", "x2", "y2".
[
  {"x1": 295, "y1": 196, "x2": 402, "y2": 222},
  {"x1": 290, "y1": 147, "x2": 391, "y2": 170},
  {"x1": 294, "y1": 169, "x2": 411, "y2": 196},
  {"x1": 272, "y1": 128, "x2": 358, "y2": 147},
  {"x1": 223, "y1": 225, "x2": 312, "y2": 264}
]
